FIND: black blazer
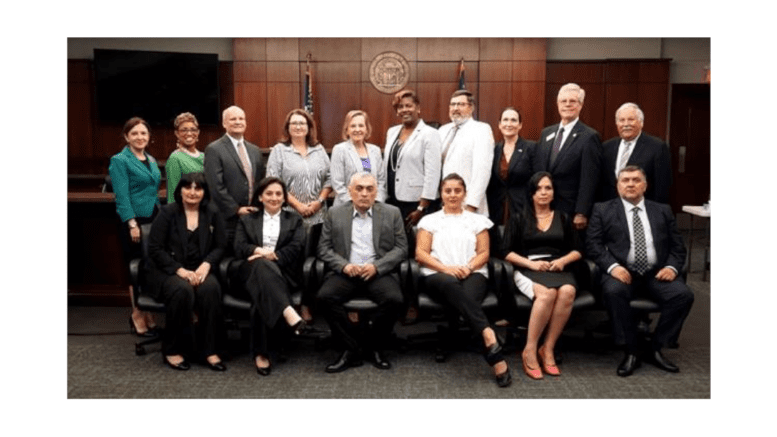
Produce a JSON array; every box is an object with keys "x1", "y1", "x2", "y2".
[
  {"x1": 204, "y1": 135, "x2": 266, "y2": 222},
  {"x1": 586, "y1": 198, "x2": 686, "y2": 275},
  {"x1": 598, "y1": 133, "x2": 672, "y2": 203},
  {"x1": 145, "y1": 202, "x2": 227, "y2": 298},
  {"x1": 534, "y1": 121, "x2": 601, "y2": 218},
  {"x1": 486, "y1": 138, "x2": 537, "y2": 225},
  {"x1": 233, "y1": 208, "x2": 306, "y2": 287}
]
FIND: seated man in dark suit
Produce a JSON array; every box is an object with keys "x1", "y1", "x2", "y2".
[
  {"x1": 587, "y1": 165, "x2": 694, "y2": 377},
  {"x1": 598, "y1": 103, "x2": 672, "y2": 203},
  {"x1": 317, "y1": 171, "x2": 407, "y2": 373},
  {"x1": 204, "y1": 105, "x2": 265, "y2": 247}
]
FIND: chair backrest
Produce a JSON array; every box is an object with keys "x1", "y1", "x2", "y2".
[{"x1": 102, "y1": 174, "x2": 113, "y2": 193}]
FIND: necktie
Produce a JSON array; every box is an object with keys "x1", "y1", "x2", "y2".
[
  {"x1": 618, "y1": 141, "x2": 633, "y2": 175},
  {"x1": 236, "y1": 141, "x2": 253, "y2": 203},
  {"x1": 441, "y1": 124, "x2": 459, "y2": 164},
  {"x1": 549, "y1": 126, "x2": 564, "y2": 166},
  {"x1": 632, "y1": 206, "x2": 649, "y2": 275}
]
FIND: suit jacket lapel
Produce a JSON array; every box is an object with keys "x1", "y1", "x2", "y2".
[
  {"x1": 173, "y1": 208, "x2": 189, "y2": 262},
  {"x1": 371, "y1": 204, "x2": 382, "y2": 255},
  {"x1": 223, "y1": 135, "x2": 249, "y2": 179},
  {"x1": 398, "y1": 120, "x2": 425, "y2": 162},
  {"x1": 342, "y1": 206, "x2": 353, "y2": 261},
  {"x1": 197, "y1": 209, "x2": 210, "y2": 257},
  {"x1": 552, "y1": 124, "x2": 581, "y2": 170},
  {"x1": 123, "y1": 147, "x2": 154, "y2": 181},
  {"x1": 277, "y1": 211, "x2": 291, "y2": 247},
  {"x1": 627, "y1": 135, "x2": 646, "y2": 166}
]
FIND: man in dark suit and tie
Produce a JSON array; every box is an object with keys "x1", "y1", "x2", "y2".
[
  {"x1": 534, "y1": 83, "x2": 601, "y2": 231},
  {"x1": 587, "y1": 165, "x2": 694, "y2": 377},
  {"x1": 598, "y1": 103, "x2": 672, "y2": 203},
  {"x1": 317, "y1": 171, "x2": 407, "y2": 373},
  {"x1": 204, "y1": 105, "x2": 265, "y2": 246}
]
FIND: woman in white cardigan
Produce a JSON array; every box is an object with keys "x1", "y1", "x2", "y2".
[{"x1": 330, "y1": 110, "x2": 387, "y2": 207}]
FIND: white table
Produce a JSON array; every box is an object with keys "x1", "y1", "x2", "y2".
[{"x1": 682, "y1": 205, "x2": 710, "y2": 281}]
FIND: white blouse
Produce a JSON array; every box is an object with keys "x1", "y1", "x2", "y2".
[
  {"x1": 417, "y1": 210, "x2": 493, "y2": 277},
  {"x1": 262, "y1": 210, "x2": 281, "y2": 251}
]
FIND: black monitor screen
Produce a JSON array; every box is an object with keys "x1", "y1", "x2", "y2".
[{"x1": 93, "y1": 48, "x2": 219, "y2": 126}]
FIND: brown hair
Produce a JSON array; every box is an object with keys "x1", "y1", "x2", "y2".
[{"x1": 281, "y1": 108, "x2": 318, "y2": 147}]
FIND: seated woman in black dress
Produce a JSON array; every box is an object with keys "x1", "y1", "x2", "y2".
[
  {"x1": 502, "y1": 171, "x2": 582, "y2": 380},
  {"x1": 233, "y1": 177, "x2": 307, "y2": 376},
  {"x1": 145, "y1": 172, "x2": 227, "y2": 371}
]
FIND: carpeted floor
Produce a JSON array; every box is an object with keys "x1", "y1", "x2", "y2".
[{"x1": 68, "y1": 240, "x2": 710, "y2": 399}]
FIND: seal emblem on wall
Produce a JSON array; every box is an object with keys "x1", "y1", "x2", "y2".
[{"x1": 369, "y1": 52, "x2": 410, "y2": 94}]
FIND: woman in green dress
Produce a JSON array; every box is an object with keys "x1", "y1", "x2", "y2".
[{"x1": 166, "y1": 112, "x2": 204, "y2": 204}]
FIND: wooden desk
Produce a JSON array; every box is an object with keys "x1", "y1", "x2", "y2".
[{"x1": 682, "y1": 205, "x2": 710, "y2": 281}]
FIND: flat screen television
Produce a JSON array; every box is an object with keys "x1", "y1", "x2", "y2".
[{"x1": 93, "y1": 48, "x2": 220, "y2": 126}]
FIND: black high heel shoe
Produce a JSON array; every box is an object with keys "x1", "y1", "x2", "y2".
[
  {"x1": 164, "y1": 355, "x2": 190, "y2": 371},
  {"x1": 292, "y1": 319, "x2": 307, "y2": 336},
  {"x1": 129, "y1": 316, "x2": 156, "y2": 338},
  {"x1": 484, "y1": 342, "x2": 512, "y2": 388}
]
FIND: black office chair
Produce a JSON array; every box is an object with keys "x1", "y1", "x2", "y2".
[{"x1": 129, "y1": 223, "x2": 165, "y2": 356}]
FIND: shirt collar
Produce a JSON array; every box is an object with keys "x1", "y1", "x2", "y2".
[
  {"x1": 352, "y1": 206, "x2": 373, "y2": 218},
  {"x1": 621, "y1": 197, "x2": 646, "y2": 212},
  {"x1": 621, "y1": 132, "x2": 641, "y2": 146},
  {"x1": 263, "y1": 209, "x2": 282, "y2": 220}
]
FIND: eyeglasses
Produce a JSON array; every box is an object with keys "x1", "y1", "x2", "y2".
[
  {"x1": 289, "y1": 121, "x2": 308, "y2": 126},
  {"x1": 449, "y1": 102, "x2": 470, "y2": 108},
  {"x1": 178, "y1": 128, "x2": 200, "y2": 134}
]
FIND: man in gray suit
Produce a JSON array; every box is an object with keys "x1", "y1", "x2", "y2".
[
  {"x1": 204, "y1": 105, "x2": 265, "y2": 246},
  {"x1": 317, "y1": 172, "x2": 407, "y2": 373}
]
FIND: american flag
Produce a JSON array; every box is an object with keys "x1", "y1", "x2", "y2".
[
  {"x1": 304, "y1": 55, "x2": 314, "y2": 115},
  {"x1": 457, "y1": 59, "x2": 466, "y2": 90}
]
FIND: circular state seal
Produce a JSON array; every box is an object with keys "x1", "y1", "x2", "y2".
[{"x1": 369, "y1": 52, "x2": 410, "y2": 94}]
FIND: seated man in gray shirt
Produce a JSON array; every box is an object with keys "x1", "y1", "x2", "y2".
[{"x1": 316, "y1": 171, "x2": 407, "y2": 373}]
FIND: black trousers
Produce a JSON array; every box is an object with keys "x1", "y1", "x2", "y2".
[
  {"x1": 157, "y1": 274, "x2": 223, "y2": 358},
  {"x1": 317, "y1": 273, "x2": 403, "y2": 353},
  {"x1": 236, "y1": 259, "x2": 295, "y2": 358},
  {"x1": 423, "y1": 272, "x2": 490, "y2": 334},
  {"x1": 600, "y1": 269, "x2": 694, "y2": 351}
]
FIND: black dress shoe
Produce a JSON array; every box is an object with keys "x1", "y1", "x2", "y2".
[
  {"x1": 496, "y1": 368, "x2": 512, "y2": 388},
  {"x1": 370, "y1": 350, "x2": 391, "y2": 370},
  {"x1": 617, "y1": 353, "x2": 640, "y2": 377},
  {"x1": 292, "y1": 319, "x2": 307, "y2": 336},
  {"x1": 325, "y1": 350, "x2": 362, "y2": 373},
  {"x1": 129, "y1": 316, "x2": 156, "y2": 338},
  {"x1": 164, "y1": 356, "x2": 190, "y2": 371},
  {"x1": 256, "y1": 364, "x2": 272, "y2": 376},
  {"x1": 207, "y1": 360, "x2": 227, "y2": 372},
  {"x1": 647, "y1": 350, "x2": 680, "y2": 373}
]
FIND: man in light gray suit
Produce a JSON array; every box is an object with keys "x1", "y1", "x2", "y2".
[
  {"x1": 317, "y1": 172, "x2": 407, "y2": 373},
  {"x1": 204, "y1": 105, "x2": 265, "y2": 246}
]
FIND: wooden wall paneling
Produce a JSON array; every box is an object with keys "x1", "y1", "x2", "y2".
[
  {"x1": 234, "y1": 81, "x2": 268, "y2": 148},
  {"x1": 361, "y1": 38, "x2": 418, "y2": 62},
  {"x1": 361, "y1": 82, "x2": 396, "y2": 151},
  {"x1": 480, "y1": 61, "x2": 512, "y2": 82},
  {"x1": 300, "y1": 38, "x2": 362, "y2": 61},
  {"x1": 480, "y1": 38, "x2": 514, "y2": 61},
  {"x1": 603, "y1": 83, "x2": 635, "y2": 139},
  {"x1": 545, "y1": 62, "x2": 603, "y2": 85},
  {"x1": 416, "y1": 84, "x2": 450, "y2": 128},
  {"x1": 68, "y1": 60, "x2": 93, "y2": 165},
  {"x1": 233, "y1": 61, "x2": 267, "y2": 83},
  {"x1": 478, "y1": 82, "x2": 513, "y2": 139},
  {"x1": 512, "y1": 38, "x2": 547, "y2": 61},
  {"x1": 234, "y1": 38, "x2": 266, "y2": 61},
  {"x1": 580, "y1": 82, "x2": 607, "y2": 137},
  {"x1": 266, "y1": 38, "x2": 299, "y2": 61},
  {"x1": 637, "y1": 83, "x2": 670, "y2": 139},
  {"x1": 316, "y1": 82, "x2": 359, "y2": 149},
  {"x1": 266, "y1": 82, "x2": 301, "y2": 146},
  {"x1": 512, "y1": 81, "x2": 546, "y2": 142},
  {"x1": 417, "y1": 38, "x2": 479, "y2": 61}
]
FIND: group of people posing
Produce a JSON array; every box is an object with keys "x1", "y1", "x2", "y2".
[{"x1": 109, "y1": 82, "x2": 693, "y2": 387}]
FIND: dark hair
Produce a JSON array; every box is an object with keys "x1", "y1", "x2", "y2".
[
  {"x1": 521, "y1": 171, "x2": 554, "y2": 235},
  {"x1": 392, "y1": 89, "x2": 420, "y2": 110},
  {"x1": 251, "y1": 176, "x2": 289, "y2": 209},
  {"x1": 440, "y1": 172, "x2": 467, "y2": 193},
  {"x1": 122, "y1": 117, "x2": 150, "y2": 138},
  {"x1": 173, "y1": 172, "x2": 210, "y2": 209},
  {"x1": 618, "y1": 164, "x2": 647, "y2": 181},
  {"x1": 280, "y1": 108, "x2": 318, "y2": 147},
  {"x1": 451, "y1": 89, "x2": 474, "y2": 105},
  {"x1": 500, "y1": 106, "x2": 522, "y2": 124}
]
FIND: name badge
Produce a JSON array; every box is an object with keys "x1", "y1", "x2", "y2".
[{"x1": 545, "y1": 132, "x2": 556, "y2": 142}]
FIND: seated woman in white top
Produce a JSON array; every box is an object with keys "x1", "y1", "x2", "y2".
[
  {"x1": 415, "y1": 173, "x2": 512, "y2": 388},
  {"x1": 233, "y1": 177, "x2": 307, "y2": 376}
]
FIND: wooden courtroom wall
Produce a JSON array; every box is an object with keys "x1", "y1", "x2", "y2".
[{"x1": 232, "y1": 38, "x2": 548, "y2": 152}]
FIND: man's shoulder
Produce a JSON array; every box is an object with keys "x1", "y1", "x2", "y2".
[
  {"x1": 638, "y1": 133, "x2": 667, "y2": 147},
  {"x1": 592, "y1": 198, "x2": 622, "y2": 215},
  {"x1": 204, "y1": 135, "x2": 229, "y2": 152}
]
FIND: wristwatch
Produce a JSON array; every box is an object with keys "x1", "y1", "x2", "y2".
[{"x1": 416, "y1": 205, "x2": 426, "y2": 212}]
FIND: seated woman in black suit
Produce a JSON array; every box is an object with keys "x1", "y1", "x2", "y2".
[
  {"x1": 145, "y1": 172, "x2": 227, "y2": 371},
  {"x1": 415, "y1": 173, "x2": 511, "y2": 387},
  {"x1": 233, "y1": 177, "x2": 307, "y2": 376},
  {"x1": 501, "y1": 171, "x2": 582, "y2": 379}
]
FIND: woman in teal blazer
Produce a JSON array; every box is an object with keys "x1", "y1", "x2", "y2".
[{"x1": 108, "y1": 117, "x2": 162, "y2": 337}]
